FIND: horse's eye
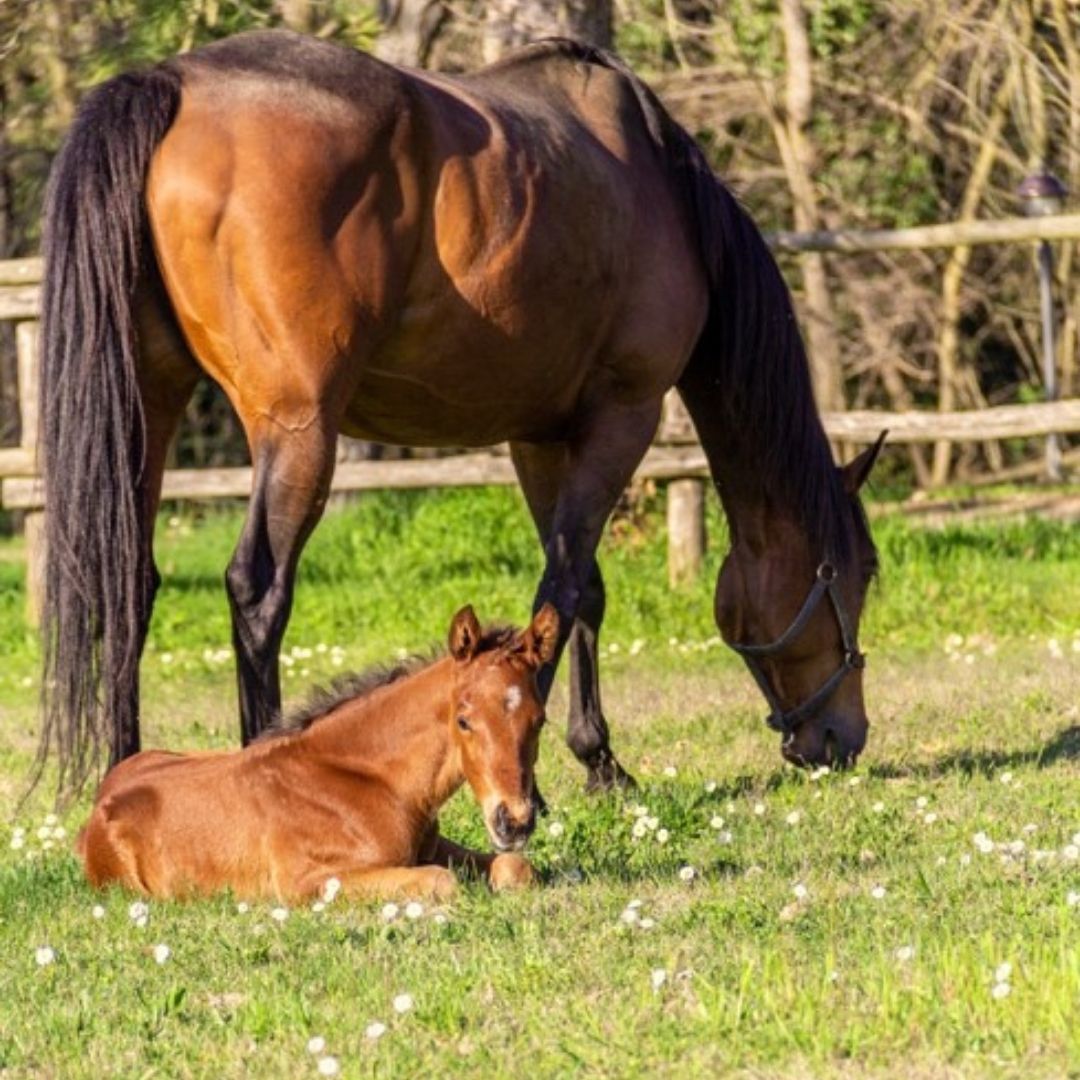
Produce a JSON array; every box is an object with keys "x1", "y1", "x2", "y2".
[{"x1": 457, "y1": 716, "x2": 471, "y2": 732}]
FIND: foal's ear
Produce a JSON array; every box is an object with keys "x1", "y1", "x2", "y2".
[
  {"x1": 518, "y1": 603, "x2": 560, "y2": 668},
  {"x1": 840, "y1": 430, "x2": 888, "y2": 495},
  {"x1": 449, "y1": 605, "x2": 482, "y2": 661}
]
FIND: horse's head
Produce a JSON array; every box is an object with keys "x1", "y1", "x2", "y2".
[
  {"x1": 715, "y1": 437, "x2": 884, "y2": 769},
  {"x1": 446, "y1": 604, "x2": 559, "y2": 852}
]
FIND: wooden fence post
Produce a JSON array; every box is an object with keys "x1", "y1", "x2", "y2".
[
  {"x1": 667, "y1": 478, "x2": 705, "y2": 587},
  {"x1": 24, "y1": 509, "x2": 46, "y2": 626},
  {"x1": 16, "y1": 319, "x2": 43, "y2": 625},
  {"x1": 660, "y1": 391, "x2": 706, "y2": 586}
]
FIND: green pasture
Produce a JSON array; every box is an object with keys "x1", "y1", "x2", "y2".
[{"x1": 1, "y1": 487, "x2": 1079, "y2": 1077}]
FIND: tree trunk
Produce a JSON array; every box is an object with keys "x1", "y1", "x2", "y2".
[
  {"x1": 483, "y1": 0, "x2": 612, "y2": 63},
  {"x1": 773, "y1": 0, "x2": 843, "y2": 418},
  {"x1": 376, "y1": 0, "x2": 448, "y2": 67}
]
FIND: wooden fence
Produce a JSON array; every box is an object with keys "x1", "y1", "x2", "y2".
[{"x1": 4, "y1": 212, "x2": 1080, "y2": 620}]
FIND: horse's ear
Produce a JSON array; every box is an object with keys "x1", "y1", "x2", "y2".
[
  {"x1": 841, "y1": 430, "x2": 887, "y2": 495},
  {"x1": 449, "y1": 605, "x2": 482, "y2": 661},
  {"x1": 519, "y1": 603, "x2": 560, "y2": 668}
]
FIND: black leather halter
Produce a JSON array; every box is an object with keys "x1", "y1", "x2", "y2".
[{"x1": 729, "y1": 562, "x2": 864, "y2": 737}]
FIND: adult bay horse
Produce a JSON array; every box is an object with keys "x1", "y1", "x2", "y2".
[{"x1": 40, "y1": 30, "x2": 882, "y2": 796}]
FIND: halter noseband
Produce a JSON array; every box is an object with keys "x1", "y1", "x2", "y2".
[{"x1": 729, "y1": 562, "x2": 864, "y2": 737}]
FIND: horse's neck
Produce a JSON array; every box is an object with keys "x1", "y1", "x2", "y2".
[{"x1": 302, "y1": 658, "x2": 463, "y2": 815}]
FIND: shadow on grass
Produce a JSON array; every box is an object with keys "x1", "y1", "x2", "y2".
[{"x1": 866, "y1": 724, "x2": 1080, "y2": 780}]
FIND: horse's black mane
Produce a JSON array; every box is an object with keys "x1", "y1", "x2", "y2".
[
  {"x1": 258, "y1": 625, "x2": 516, "y2": 741},
  {"x1": 516, "y1": 38, "x2": 873, "y2": 571}
]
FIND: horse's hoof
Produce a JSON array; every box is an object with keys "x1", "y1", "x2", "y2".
[
  {"x1": 584, "y1": 754, "x2": 637, "y2": 794},
  {"x1": 489, "y1": 853, "x2": 535, "y2": 891}
]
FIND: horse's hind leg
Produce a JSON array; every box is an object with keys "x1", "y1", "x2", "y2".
[
  {"x1": 116, "y1": 285, "x2": 199, "y2": 764},
  {"x1": 226, "y1": 418, "x2": 336, "y2": 743}
]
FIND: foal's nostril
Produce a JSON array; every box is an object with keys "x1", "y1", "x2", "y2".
[{"x1": 493, "y1": 802, "x2": 534, "y2": 843}]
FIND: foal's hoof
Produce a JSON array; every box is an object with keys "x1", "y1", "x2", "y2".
[
  {"x1": 489, "y1": 853, "x2": 535, "y2": 891},
  {"x1": 584, "y1": 752, "x2": 637, "y2": 794}
]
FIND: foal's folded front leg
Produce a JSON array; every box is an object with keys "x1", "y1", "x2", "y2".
[
  {"x1": 429, "y1": 835, "x2": 535, "y2": 891},
  {"x1": 299, "y1": 864, "x2": 459, "y2": 902}
]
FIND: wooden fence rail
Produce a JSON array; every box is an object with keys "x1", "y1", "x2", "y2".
[{"x1": 3, "y1": 212, "x2": 1080, "y2": 619}]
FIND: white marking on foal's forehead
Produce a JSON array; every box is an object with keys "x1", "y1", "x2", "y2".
[{"x1": 504, "y1": 686, "x2": 522, "y2": 712}]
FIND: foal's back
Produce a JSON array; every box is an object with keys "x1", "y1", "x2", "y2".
[{"x1": 79, "y1": 747, "x2": 272, "y2": 896}]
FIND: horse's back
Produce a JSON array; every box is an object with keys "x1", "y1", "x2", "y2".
[
  {"x1": 146, "y1": 30, "x2": 707, "y2": 445},
  {"x1": 81, "y1": 748, "x2": 243, "y2": 894}
]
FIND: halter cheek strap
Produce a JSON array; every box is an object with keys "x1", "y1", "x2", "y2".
[{"x1": 729, "y1": 562, "x2": 865, "y2": 736}]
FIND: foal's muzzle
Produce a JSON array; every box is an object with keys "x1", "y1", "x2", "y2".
[{"x1": 490, "y1": 801, "x2": 536, "y2": 853}]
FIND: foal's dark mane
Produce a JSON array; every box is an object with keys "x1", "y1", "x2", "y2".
[
  {"x1": 260, "y1": 625, "x2": 516, "y2": 740},
  {"x1": 524, "y1": 39, "x2": 865, "y2": 568}
]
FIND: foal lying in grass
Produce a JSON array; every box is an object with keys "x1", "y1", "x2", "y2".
[{"x1": 78, "y1": 605, "x2": 557, "y2": 902}]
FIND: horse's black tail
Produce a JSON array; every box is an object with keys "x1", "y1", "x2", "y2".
[{"x1": 36, "y1": 65, "x2": 182, "y2": 798}]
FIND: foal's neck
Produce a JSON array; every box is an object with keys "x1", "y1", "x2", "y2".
[{"x1": 303, "y1": 658, "x2": 463, "y2": 816}]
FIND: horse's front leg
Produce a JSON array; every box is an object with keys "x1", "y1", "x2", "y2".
[
  {"x1": 298, "y1": 864, "x2": 460, "y2": 902},
  {"x1": 511, "y1": 396, "x2": 659, "y2": 792},
  {"x1": 226, "y1": 424, "x2": 336, "y2": 743},
  {"x1": 427, "y1": 833, "x2": 535, "y2": 891}
]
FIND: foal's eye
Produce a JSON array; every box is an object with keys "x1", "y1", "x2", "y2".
[{"x1": 457, "y1": 716, "x2": 471, "y2": 732}]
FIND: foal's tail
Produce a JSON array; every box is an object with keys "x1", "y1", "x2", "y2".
[{"x1": 36, "y1": 65, "x2": 182, "y2": 798}]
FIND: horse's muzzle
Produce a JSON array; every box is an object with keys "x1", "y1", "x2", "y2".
[
  {"x1": 781, "y1": 712, "x2": 868, "y2": 770},
  {"x1": 490, "y1": 801, "x2": 536, "y2": 852}
]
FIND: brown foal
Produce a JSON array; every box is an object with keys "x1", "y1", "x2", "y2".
[{"x1": 78, "y1": 605, "x2": 556, "y2": 902}]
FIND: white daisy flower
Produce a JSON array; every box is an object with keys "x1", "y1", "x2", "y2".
[
  {"x1": 678, "y1": 865, "x2": 696, "y2": 882},
  {"x1": 270, "y1": 907, "x2": 289, "y2": 923},
  {"x1": 404, "y1": 901, "x2": 424, "y2": 920},
  {"x1": 656, "y1": 829, "x2": 669, "y2": 845},
  {"x1": 650, "y1": 968, "x2": 667, "y2": 991},
  {"x1": 870, "y1": 885, "x2": 886, "y2": 900},
  {"x1": 392, "y1": 993, "x2": 414, "y2": 1014},
  {"x1": 365, "y1": 1021, "x2": 387, "y2": 1040},
  {"x1": 152, "y1": 944, "x2": 171, "y2": 964},
  {"x1": 381, "y1": 903, "x2": 400, "y2": 922},
  {"x1": 792, "y1": 883, "x2": 809, "y2": 901},
  {"x1": 317, "y1": 1056, "x2": 340, "y2": 1076},
  {"x1": 322, "y1": 877, "x2": 341, "y2": 903},
  {"x1": 128, "y1": 901, "x2": 149, "y2": 922},
  {"x1": 307, "y1": 1036, "x2": 327, "y2": 1054},
  {"x1": 35, "y1": 946, "x2": 56, "y2": 967},
  {"x1": 547, "y1": 821, "x2": 565, "y2": 838},
  {"x1": 710, "y1": 815, "x2": 724, "y2": 830},
  {"x1": 786, "y1": 811, "x2": 801, "y2": 826},
  {"x1": 894, "y1": 945, "x2": 915, "y2": 962},
  {"x1": 92, "y1": 904, "x2": 105, "y2": 919},
  {"x1": 991, "y1": 982, "x2": 1011, "y2": 1000}
]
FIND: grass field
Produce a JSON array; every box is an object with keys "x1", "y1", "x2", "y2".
[{"x1": 1, "y1": 487, "x2": 1079, "y2": 1077}]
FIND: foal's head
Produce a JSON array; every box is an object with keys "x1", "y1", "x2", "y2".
[
  {"x1": 715, "y1": 438, "x2": 883, "y2": 769},
  {"x1": 447, "y1": 604, "x2": 559, "y2": 852}
]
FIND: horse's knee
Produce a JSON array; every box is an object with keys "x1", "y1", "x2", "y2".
[
  {"x1": 566, "y1": 722, "x2": 606, "y2": 764},
  {"x1": 577, "y1": 564, "x2": 606, "y2": 627}
]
